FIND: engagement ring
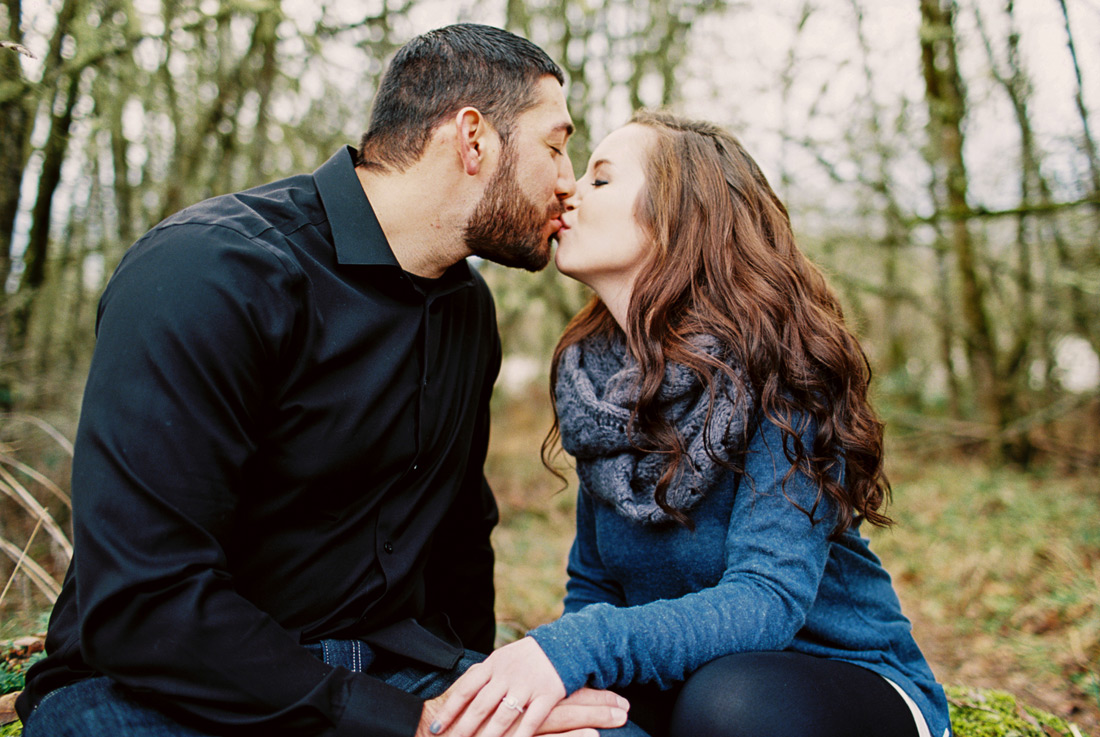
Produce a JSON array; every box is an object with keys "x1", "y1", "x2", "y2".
[{"x1": 500, "y1": 696, "x2": 525, "y2": 713}]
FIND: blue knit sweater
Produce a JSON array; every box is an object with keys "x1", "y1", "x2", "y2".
[{"x1": 530, "y1": 418, "x2": 952, "y2": 737}]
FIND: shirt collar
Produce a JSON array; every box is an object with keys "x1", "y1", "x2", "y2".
[
  {"x1": 313, "y1": 146, "x2": 476, "y2": 291},
  {"x1": 314, "y1": 146, "x2": 396, "y2": 267}
]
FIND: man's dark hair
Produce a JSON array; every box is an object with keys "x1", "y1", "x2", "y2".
[{"x1": 358, "y1": 24, "x2": 564, "y2": 172}]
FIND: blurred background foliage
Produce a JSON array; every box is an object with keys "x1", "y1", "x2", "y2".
[{"x1": 0, "y1": 0, "x2": 1097, "y2": 731}]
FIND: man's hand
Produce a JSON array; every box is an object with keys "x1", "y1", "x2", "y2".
[
  {"x1": 417, "y1": 687, "x2": 629, "y2": 737},
  {"x1": 533, "y1": 688, "x2": 630, "y2": 735}
]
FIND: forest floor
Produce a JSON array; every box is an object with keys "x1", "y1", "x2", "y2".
[{"x1": 876, "y1": 461, "x2": 1100, "y2": 736}]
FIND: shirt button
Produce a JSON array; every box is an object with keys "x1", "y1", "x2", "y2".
[{"x1": 383, "y1": 542, "x2": 394, "y2": 554}]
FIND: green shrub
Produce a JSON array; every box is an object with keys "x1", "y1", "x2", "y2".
[
  {"x1": 0, "y1": 650, "x2": 45, "y2": 737},
  {"x1": 0, "y1": 652, "x2": 43, "y2": 697},
  {"x1": 0, "y1": 667, "x2": 20, "y2": 697}
]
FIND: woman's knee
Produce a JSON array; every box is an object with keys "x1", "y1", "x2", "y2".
[
  {"x1": 667, "y1": 651, "x2": 918, "y2": 737},
  {"x1": 668, "y1": 653, "x2": 783, "y2": 737}
]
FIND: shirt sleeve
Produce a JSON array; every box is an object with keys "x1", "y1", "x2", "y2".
[
  {"x1": 422, "y1": 320, "x2": 502, "y2": 655},
  {"x1": 529, "y1": 417, "x2": 836, "y2": 693},
  {"x1": 71, "y1": 223, "x2": 422, "y2": 737},
  {"x1": 561, "y1": 490, "x2": 627, "y2": 614}
]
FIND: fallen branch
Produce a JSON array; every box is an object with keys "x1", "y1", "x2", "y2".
[{"x1": 889, "y1": 393, "x2": 1099, "y2": 448}]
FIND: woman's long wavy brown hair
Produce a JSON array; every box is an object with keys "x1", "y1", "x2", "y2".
[{"x1": 543, "y1": 110, "x2": 891, "y2": 537}]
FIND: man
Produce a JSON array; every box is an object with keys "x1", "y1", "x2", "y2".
[{"x1": 16, "y1": 24, "x2": 627, "y2": 737}]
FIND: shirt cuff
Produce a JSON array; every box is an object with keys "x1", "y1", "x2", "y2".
[{"x1": 333, "y1": 674, "x2": 424, "y2": 737}]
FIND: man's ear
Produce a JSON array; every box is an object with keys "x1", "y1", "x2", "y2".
[{"x1": 454, "y1": 107, "x2": 494, "y2": 176}]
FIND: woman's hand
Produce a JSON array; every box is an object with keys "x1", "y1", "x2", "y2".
[
  {"x1": 428, "y1": 637, "x2": 573, "y2": 737},
  {"x1": 418, "y1": 687, "x2": 629, "y2": 737}
]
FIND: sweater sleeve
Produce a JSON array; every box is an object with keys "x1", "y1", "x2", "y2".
[
  {"x1": 529, "y1": 418, "x2": 837, "y2": 693},
  {"x1": 562, "y1": 490, "x2": 627, "y2": 614}
]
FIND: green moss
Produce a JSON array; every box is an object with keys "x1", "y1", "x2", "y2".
[
  {"x1": 947, "y1": 684, "x2": 1087, "y2": 737},
  {"x1": 0, "y1": 721, "x2": 19, "y2": 737}
]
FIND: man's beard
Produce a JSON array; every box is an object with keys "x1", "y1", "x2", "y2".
[{"x1": 463, "y1": 143, "x2": 561, "y2": 272}]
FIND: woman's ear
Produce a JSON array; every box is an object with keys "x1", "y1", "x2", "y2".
[{"x1": 454, "y1": 107, "x2": 493, "y2": 176}]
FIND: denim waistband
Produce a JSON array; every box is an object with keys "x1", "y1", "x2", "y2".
[{"x1": 302, "y1": 639, "x2": 375, "y2": 673}]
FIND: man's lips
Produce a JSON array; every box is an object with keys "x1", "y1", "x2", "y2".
[{"x1": 550, "y1": 214, "x2": 572, "y2": 237}]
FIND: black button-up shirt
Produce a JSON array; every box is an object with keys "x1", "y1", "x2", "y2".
[{"x1": 19, "y1": 148, "x2": 502, "y2": 737}]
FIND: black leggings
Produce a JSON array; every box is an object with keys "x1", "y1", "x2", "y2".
[{"x1": 615, "y1": 652, "x2": 921, "y2": 737}]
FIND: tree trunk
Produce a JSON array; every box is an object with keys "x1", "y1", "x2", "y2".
[
  {"x1": 1, "y1": 0, "x2": 30, "y2": 380},
  {"x1": 919, "y1": 0, "x2": 1015, "y2": 460},
  {"x1": 1054, "y1": 0, "x2": 1099, "y2": 207},
  {"x1": 1053, "y1": 0, "x2": 1100, "y2": 358},
  {"x1": 851, "y1": 0, "x2": 916, "y2": 400},
  {"x1": 9, "y1": 71, "x2": 82, "y2": 369}
]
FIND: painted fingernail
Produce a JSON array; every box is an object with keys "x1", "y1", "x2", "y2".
[{"x1": 430, "y1": 720, "x2": 443, "y2": 734}]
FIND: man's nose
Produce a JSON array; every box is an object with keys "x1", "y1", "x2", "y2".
[{"x1": 556, "y1": 158, "x2": 577, "y2": 200}]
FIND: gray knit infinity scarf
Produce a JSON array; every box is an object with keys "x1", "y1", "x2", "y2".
[{"x1": 555, "y1": 333, "x2": 748, "y2": 524}]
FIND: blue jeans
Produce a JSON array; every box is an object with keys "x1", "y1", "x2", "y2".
[{"x1": 21, "y1": 640, "x2": 650, "y2": 736}]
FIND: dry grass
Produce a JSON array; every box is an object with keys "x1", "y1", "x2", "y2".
[{"x1": 0, "y1": 414, "x2": 73, "y2": 639}]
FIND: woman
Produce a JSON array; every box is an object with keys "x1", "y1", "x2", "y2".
[{"x1": 431, "y1": 111, "x2": 951, "y2": 737}]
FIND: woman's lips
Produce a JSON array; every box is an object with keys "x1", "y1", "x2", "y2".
[{"x1": 551, "y1": 223, "x2": 570, "y2": 243}]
